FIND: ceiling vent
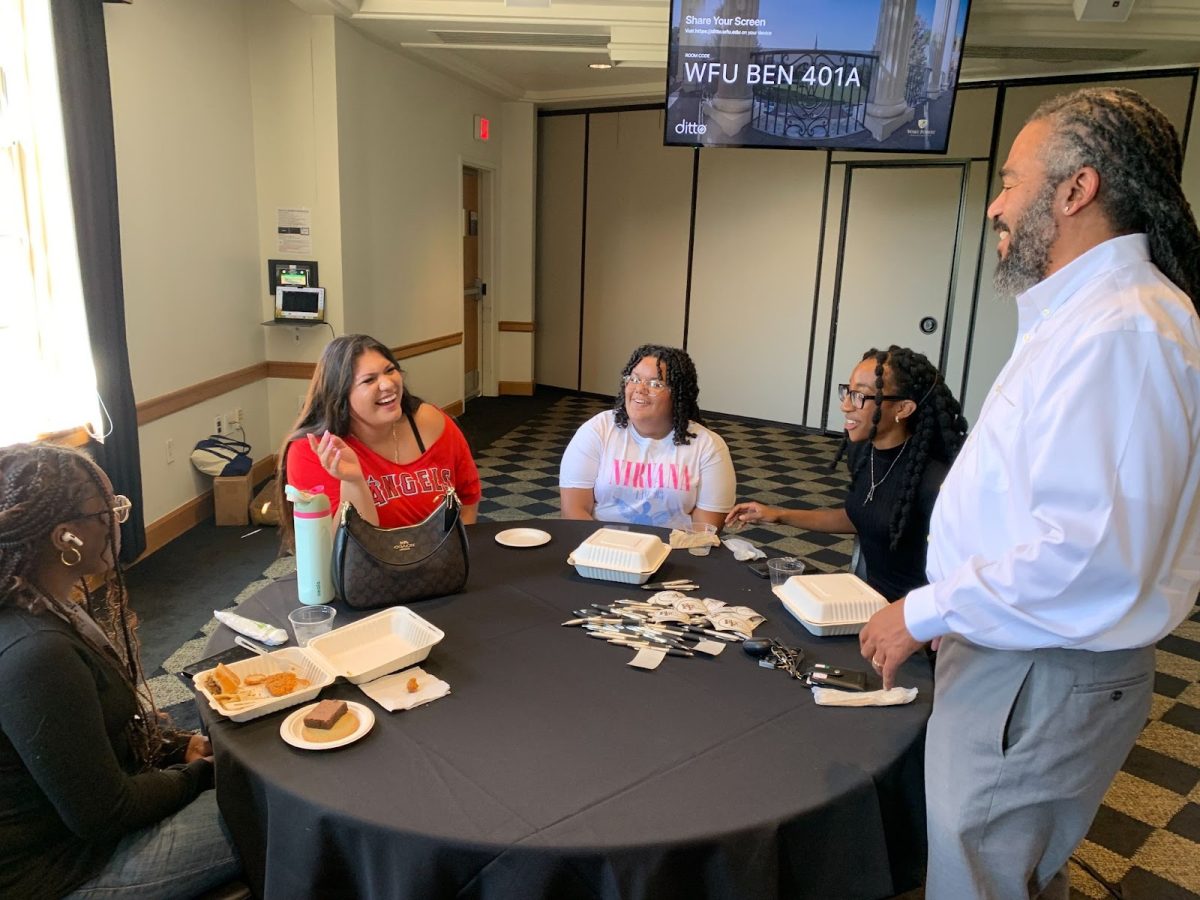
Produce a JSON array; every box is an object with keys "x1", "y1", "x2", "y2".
[
  {"x1": 963, "y1": 44, "x2": 1142, "y2": 62},
  {"x1": 428, "y1": 30, "x2": 610, "y2": 49}
]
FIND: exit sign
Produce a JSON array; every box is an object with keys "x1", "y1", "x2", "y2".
[{"x1": 474, "y1": 115, "x2": 490, "y2": 142}]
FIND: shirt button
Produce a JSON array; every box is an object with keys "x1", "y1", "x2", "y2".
[
  {"x1": 1111, "y1": 690, "x2": 1123, "y2": 701},
  {"x1": 1041, "y1": 309, "x2": 1051, "y2": 318},
  {"x1": 1023, "y1": 334, "x2": 1032, "y2": 343}
]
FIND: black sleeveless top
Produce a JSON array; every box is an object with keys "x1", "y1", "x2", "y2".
[{"x1": 843, "y1": 440, "x2": 947, "y2": 601}]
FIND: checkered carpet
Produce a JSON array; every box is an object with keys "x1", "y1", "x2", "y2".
[{"x1": 151, "y1": 393, "x2": 1200, "y2": 899}]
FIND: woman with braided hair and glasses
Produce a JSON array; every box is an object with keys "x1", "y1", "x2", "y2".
[
  {"x1": 560, "y1": 344, "x2": 736, "y2": 530},
  {"x1": 0, "y1": 444, "x2": 239, "y2": 899},
  {"x1": 727, "y1": 346, "x2": 968, "y2": 600}
]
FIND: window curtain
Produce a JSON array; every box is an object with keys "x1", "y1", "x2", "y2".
[{"x1": 50, "y1": 0, "x2": 145, "y2": 562}]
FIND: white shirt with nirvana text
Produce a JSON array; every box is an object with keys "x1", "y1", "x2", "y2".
[{"x1": 559, "y1": 411, "x2": 736, "y2": 530}]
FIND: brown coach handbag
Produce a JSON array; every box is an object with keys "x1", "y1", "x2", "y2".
[{"x1": 331, "y1": 488, "x2": 470, "y2": 609}]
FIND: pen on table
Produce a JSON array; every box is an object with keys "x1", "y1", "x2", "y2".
[{"x1": 612, "y1": 639, "x2": 694, "y2": 658}]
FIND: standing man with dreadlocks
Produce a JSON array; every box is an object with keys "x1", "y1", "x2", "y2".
[{"x1": 860, "y1": 87, "x2": 1200, "y2": 898}]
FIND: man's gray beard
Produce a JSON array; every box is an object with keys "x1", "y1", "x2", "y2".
[{"x1": 993, "y1": 183, "x2": 1058, "y2": 299}]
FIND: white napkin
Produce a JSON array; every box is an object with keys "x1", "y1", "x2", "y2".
[
  {"x1": 668, "y1": 529, "x2": 720, "y2": 550},
  {"x1": 358, "y1": 667, "x2": 450, "y2": 712},
  {"x1": 811, "y1": 686, "x2": 918, "y2": 707},
  {"x1": 722, "y1": 537, "x2": 766, "y2": 561}
]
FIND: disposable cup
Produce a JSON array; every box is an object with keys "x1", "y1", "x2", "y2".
[
  {"x1": 768, "y1": 557, "x2": 806, "y2": 588},
  {"x1": 686, "y1": 522, "x2": 718, "y2": 556},
  {"x1": 288, "y1": 605, "x2": 336, "y2": 646}
]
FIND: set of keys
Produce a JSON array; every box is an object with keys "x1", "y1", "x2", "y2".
[
  {"x1": 742, "y1": 637, "x2": 805, "y2": 678},
  {"x1": 742, "y1": 638, "x2": 871, "y2": 691}
]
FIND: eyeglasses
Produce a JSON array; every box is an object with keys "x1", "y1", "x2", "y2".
[
  {"x1": 837, "y1": 384, "x2": 907, "y2": 410},
  {"x1": 75, "y1": 495, "x2": 133, "y2": 525},
  {"x1": 622, "y1": 374, "x2": 668, "y2": 393}
]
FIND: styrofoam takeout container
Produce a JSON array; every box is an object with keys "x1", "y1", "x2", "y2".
[
  {"x1": 567, "y1": 528, "x2": 670, "y2": 584},
  {"x1": 773, "y1": 572, "x2": 888, "y2": 636},
  {"x1": 193, "y1": 646, "x2": 333, "y2": 723},
  {"x1": 198, "y1": 606, "x2": 444, "y2": 719},
  {"x1": 304, "y1": 606, "x2": 445, "y2": 684}
]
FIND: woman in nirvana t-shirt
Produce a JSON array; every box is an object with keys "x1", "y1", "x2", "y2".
[
  {"x1": 559, "y1": 343, "x2": 735, "y2": 531},
  {"x1": 278, "y1": 334, "x2": 480, "y2": 544}
]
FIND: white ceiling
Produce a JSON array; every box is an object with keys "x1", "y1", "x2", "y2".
[{"x1": 292, "y1": 0, "x2": 1200, "y2": 106}]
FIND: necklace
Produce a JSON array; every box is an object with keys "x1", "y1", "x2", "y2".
[
  {"x1": 390, "y1": 422, "x2": 401, "y2": 463},
  {"x1": 865, "y1": 439, "x2": 909, "y2": 504}
]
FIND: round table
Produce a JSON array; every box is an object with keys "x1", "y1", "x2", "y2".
[{"x1": 201, "y1": 520, "x2": 931, "y2": 899}]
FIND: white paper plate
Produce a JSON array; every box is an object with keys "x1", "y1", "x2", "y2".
[
  {"x1": 280, "y1": 701, "x2": 375, "y2": 750},
  {"x1": 495, "y1": 527, "x2": 552, "y2": 548}
]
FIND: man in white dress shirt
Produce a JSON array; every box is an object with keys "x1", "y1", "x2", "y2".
[{"x1": 859, "y1": 88, "x2": 1200, "y2": 899}]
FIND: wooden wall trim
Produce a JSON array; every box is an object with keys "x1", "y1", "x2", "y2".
[
  {"x1": 137, "y1": 454, "x2": 277, "y2": 562},
  {"x1": 266, "y1": 361, "x2": 316, "y2": 380},
  {"x1": 264, "y1": 333, "x2": 466, "y2": 381},
  {"x1": 393, "y1": 332, "x2": 463, "y2": 360},
  {"x1": 497, "y1": 321, "x2": 535, "y2": 333},
  {"x1": 498, "y1": 381, "x2": 535, "y2": 396},
  {"x1": 136, "y1": 334, "x2": 468, "y2": 427},
  {"x1": 136, "y1": 363, "x2": 268, "y2": 427},
  {"x1": 443, "y1": 399, "x2": 464, "y2": 417}
]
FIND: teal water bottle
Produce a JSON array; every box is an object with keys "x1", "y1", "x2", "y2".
[{"x1": 286, "y1": 485, "x2": 332, "y2": 606}]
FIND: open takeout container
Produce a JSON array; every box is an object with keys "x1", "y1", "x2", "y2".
[
  {"x1": 567, "y1": 528, "x2": 670, "y2": 585},
  {"x1": 773, "y1": 572, "x2": 888, "y2": 636},
  {"x1": 195, "y1": 606, "x2": 444, "y2": 721}
]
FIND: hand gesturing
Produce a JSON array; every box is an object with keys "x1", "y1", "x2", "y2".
[{"x1": 307, "y1": 431, "x2": 364, "y2": 484}]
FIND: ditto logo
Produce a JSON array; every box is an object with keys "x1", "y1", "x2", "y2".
[{"x1": 675, "y1": 118, "x2": 707, "y2": 135}]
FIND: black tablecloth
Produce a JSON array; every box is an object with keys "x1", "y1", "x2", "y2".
[{"x1": 201, "y1": 520, "x2": 931, "y2": 900}]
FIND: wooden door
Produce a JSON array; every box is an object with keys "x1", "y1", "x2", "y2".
[{"x1": 462, "y1": 167, "x2": 480, "y2": 398}]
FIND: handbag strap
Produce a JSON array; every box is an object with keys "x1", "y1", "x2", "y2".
[{"x1": 404, "y1": 406, "x2": 426, "y2": 455}]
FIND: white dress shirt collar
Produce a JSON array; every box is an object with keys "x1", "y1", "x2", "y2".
[{"x1": 1014, "y1": 234, "x2": 1150, "y2": 337}]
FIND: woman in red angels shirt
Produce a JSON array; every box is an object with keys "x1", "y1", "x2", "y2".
[{"x1": 278, "y1": 334, "x2": 480, "y2": 546}]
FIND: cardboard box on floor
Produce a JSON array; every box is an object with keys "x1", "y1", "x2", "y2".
[{"x1": 214, "y1": 474, "x2": 251, "y2": 526}]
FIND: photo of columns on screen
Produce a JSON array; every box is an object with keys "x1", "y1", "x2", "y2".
[{"x1": 665, "y1": 0, "x2": 971, "y2": 152}]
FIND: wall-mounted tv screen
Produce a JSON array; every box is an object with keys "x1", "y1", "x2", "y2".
[{"x1": 665, "y1": 0, "x2": 973, "y2": 153}]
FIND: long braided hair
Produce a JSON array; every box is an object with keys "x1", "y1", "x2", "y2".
[
  {"x1": 613, "y1": 344, "x2": 702, "y2": 445},
  {"x1": 0, "y1": 444, "x2": 165, "y2": 770},
  {"x1": 276, "y1": 334, "x2": 423, "y2": 551},
  {"x1": 836, "y1": 347, "x2": 968, "y2": 550},
  {"x1": 1032, "y1": 87, "x2": 1200, "y2": 309}
]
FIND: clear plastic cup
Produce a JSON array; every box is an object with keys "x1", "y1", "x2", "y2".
[
  {"x1": 767, "y1": 557, "x2": 806, "y2": 588},
  {"x1": 288, "y1": 605, "x2": 336, "y2": 646},
  {"x1": 686, "y1": 522, "x2": 718, "y2": 556}
]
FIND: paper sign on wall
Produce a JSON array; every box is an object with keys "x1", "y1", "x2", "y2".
[{"x1": 277, "y1": 207, "x2": 312, "y2": 254}]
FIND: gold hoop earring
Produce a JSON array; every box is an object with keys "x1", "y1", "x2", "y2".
[{"x1": 61, "y1": 546, "x2": 83, "y2": 567}]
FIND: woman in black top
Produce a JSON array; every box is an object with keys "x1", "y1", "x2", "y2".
[
  {"x1": 726, "y1": 346, "x2": 968, "y2": 600},
  {"x1": 0, "y1": 444, "x2": 239, "y2": 899}
]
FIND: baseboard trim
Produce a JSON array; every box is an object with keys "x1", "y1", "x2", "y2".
[
  {"x1": 498, "y1": 381, "x2": 535, "y2": 396},
  {"x1": 497, "y1": 321, "x2": 535, "y2": 333},
  {"x1": 137, "y1": 454, "x2": 277, "y2": 562},
  {"x1": 443, "y1": 400, "x2": 465, "y2": 417}
]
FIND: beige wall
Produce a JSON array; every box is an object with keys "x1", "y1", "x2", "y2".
[
  {"x1": 581, "y1": 110, "x2": 693, "y2": 394},
  {"x1": 246, "y1": 1, "x2": 343, "y2": 366},
  {"x1": 535, "y1": 115, "x2": 586, "y2": 389},
  {"x1": 106, "y1": 0, "x2": 268, "y2": 523},
  {"x1": 536, "y1": 75, "x2": 1200, "y2": 429},
  {"x1": 105, "y1": 0, "x2": 537, "y2": 529}
]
